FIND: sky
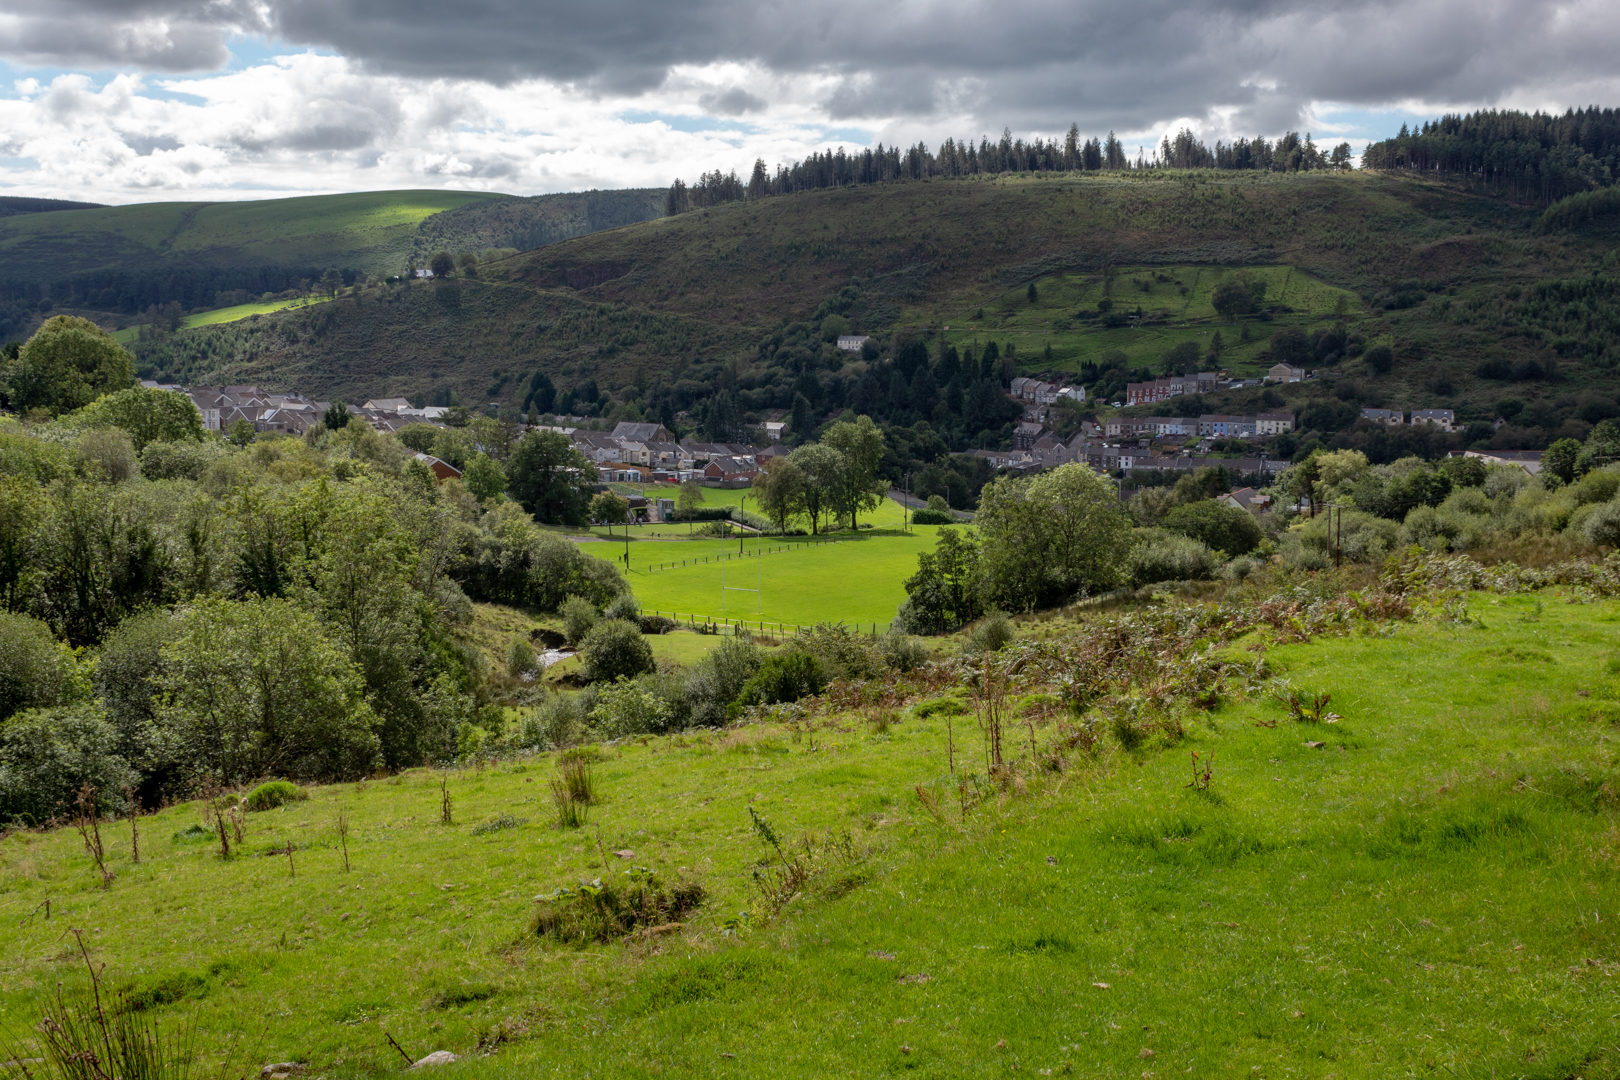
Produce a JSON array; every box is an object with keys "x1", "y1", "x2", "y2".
[{"x1": 1, "y1": 0, "x2": 1617, "y2": 205}]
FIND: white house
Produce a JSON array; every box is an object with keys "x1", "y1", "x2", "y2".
[
  {"x1": 836, "y1": 335, "x2": 874, "y2": 352},
  {"x1": 1410, "y1": 408, "x2": 1456, "y2": 432}
]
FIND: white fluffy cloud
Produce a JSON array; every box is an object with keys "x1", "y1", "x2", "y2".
[{"x1": 0, "y1": 0, "x2": 1615, "y2": 202}]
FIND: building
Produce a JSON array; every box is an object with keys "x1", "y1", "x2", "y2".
[
  {"x1": 1266, "y1": 363, "x2": 1306, "y2": 384},
  {"x1": 1410, "y1": 408, "x2": 1456, "y2": 432},
  {"x1": 1254, "y1": 412, "x2": 1295, "y2": 436},
  {"x1": 611, "y1": 421, "x2": 674, "y2": 443},
  {"x1": 1124, "y1": 372, "x2": 1219, "y2": 406},
  {"x1": 1013, "y1": 421, "x2": 1046, "y2": 450},
  {"x1": 363, "y1": 398, "x2": 411, "y2": 412},
  {"x1": 1219, "y1": 487, "x2": 1273, "y2": 513},
  {"x1": 836, "y1": 335, "x2": 875, "y2": 352},
  {"x1": 703, "y1": 457, "x2": 758, "y2": 487},
  {"x1": 413, "y1": 453, "x2": 461, "y2": 481},
  {"x1": 1461, "y1": 449, "x2": 1544, "y2": 475},
  {"x1": 1361, "y1": 408, "x2": 1404, "y2": 426}
]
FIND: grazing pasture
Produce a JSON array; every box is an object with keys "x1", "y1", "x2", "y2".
[{"x1": 1, "y1": 591, "x2": 1616, "y2": 1078}]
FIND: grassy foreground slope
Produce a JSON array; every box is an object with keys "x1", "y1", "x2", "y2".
[
  {"x1": 2, "y1": 589, "x2": 1618, "y2": 1077},
  {"x1": 140, "y1": 169, "x2": 1619, "y2": 417}
]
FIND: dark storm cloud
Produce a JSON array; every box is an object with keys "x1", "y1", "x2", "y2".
[
  {"x1": 3, "y1": 0, "x2": 1615, "y2": 135},
  {"x1": 0, "y1": 0, "x2": 267, "y2": 71}
]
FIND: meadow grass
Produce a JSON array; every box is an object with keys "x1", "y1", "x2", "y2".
[
  {"x1": 918, "y1": 262, "x2": 1366, "y2": 380},
  {"x1": 1, "y1": 591, "x2": 1616, "y2": 1077},
  {"x1": 110, "y1": 297, "x2": 334, "y2": 344}
]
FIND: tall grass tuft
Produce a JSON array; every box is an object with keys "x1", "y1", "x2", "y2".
[{"x1": 11, "y1": 931, "x2": 193, "y2": 1080}]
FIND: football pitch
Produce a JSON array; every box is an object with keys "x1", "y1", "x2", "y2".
[{"x1": 580, "y1": 526, "x2": 942, "y2": 629}]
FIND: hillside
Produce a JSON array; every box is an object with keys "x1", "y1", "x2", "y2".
[
  {"x1": 129, "y1": 168, "x2": 1620, "y2": 451},
  {"x1": 1, "y1": 581, "x2": 1617, "y2": 1077},
  {"x1": 0, "y1": 189, "x2": 669, "y2": 344}
]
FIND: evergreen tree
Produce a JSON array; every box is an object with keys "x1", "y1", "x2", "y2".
[{"x1": 789, "y1": 392, "x2": 816, "y2": 444}]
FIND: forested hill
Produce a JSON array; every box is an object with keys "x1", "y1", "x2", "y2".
[
  {"x1": 126, "y1": 161, "x2": 1620, "y2": 467},
  {"x1": 1361, "y1": 107, "x2": 1620, "y2": 203}
]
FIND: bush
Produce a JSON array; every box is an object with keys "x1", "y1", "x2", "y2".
[
  {"x1": 590, "y1": 677, "x2": 673, "y2": 739},
  {"x1": 579, "y1": 619, "x2": 655, "y2": 683},
  {"x1": 875, "y1": 630, "x2": 928, "y2": 673},
  {"x1": 140, "y1": 439, "x2": 229, "y2": 481},
  {"x1": 1130, "y1": 531, "x2": 1220, "y2": 586},
  {"x1": 1583, "y1": 501, "x2": 1620, "y2": 547},
  {"x1": 1161, "y1": 499, "x2": 1263, "y2": 555},
  {"x1": 0, "y1": 706, "x2": 135, "y2": 825},
  {"x1": 521, "y1": 693, "x2": 588, "y2": 750},
  {"x1": 925, "y1": 494, "x2": 950, "y2": 512},
  {"x1": 244, "y1": 780, "x2": 306, "y2": 812},
  {"x1": 0, "y1": 612, "x2": 80, "y2": 723},
  {"x1": 604, "y1": 592, "x2": 641, "y2": 623},
  {"x1": 962, "y1": 612, "x2": 1015, "y2": 655},
  {"x1": 910, "y1": 508, "x2": 954, "y2": 524},
  {"x1": 1280, "y1": 510, "x2": 1400, "y2": 568},
  {"x1": 72, "y1": 428, "x2": 138, "y2": 483},
  {"x1": 684, "y1": 635, "x2": 761, "y2": 727},
  {"x1": 507, "y1": 635, "x2": 537, "y2": 676},
  {"x1": 560, "y1": 596, "x2": 599, "y2": 646},
  {"x1": 734, "y1": 651, "x2": 826, "y2": 710}
]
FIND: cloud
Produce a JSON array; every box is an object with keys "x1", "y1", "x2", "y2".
[
  {"x1": 697, "y1": 86, "x2": 766, "y2": 116},
  {"x1": 0, "y1": 0, "x2": 1615, "y2": 202}
]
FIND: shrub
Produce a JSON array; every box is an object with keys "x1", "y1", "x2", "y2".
[
  {"x1": 962, "y1": 612, "x2": 1015, "y2": 655},
  {"x1": 1280, "y1": 510, "x2": 1400, "y2": 567},
  {"x1": 560, "y1": 596, "x2": 599, "y2": 646},
  {"x1": 0, "y1": 612, "x2": 80, "y2": 723},
  {"x1": 734, "y1": 651, "x2": 827, "y2": 710},
  {"x1": 521, "y1": 693, "x2": 587, "y2": 750},
  {"x1": 925, "y1": 494, "x2": 950, "y2": 512},
  {"x1": 637, "y1": 614, "x2": 677, "y2": 634},
  {"x1": 875, "y1": 630, "x2": 928, "y2": 673},
  {"x1": 243, "y1": 780, "x2": 305, "y2": 812},
  {"x1": 684, "y1": 635, "x2": 761, "y2": 727},
  {"x1": 1130, "y1": 531, "x2": 1220, "y2": 586},
  {"x1": 0, "y1": 706, "x2": 135, "y2": 825},
  {"x1": 1583, "y1": 501, "x2": 1620, "y2": 547},
  {"x1": 604, "y1": 592, "x2": 641, "y2": 623},
  {"x1": 579, "y1": 619, "x2": 655, "y2": 683},
  {"x1": 533, "y1": 866, "x2": 705, "y2": 943},
  {"x1": 507, "y1": 635, "x2": 537, "y2": 677},
  {"x1": 140, "y1": 439, "x2": 229, "y2": 481},
  {"x1": 72, "y1": 427, "x2": 138, "y2": 483},
  {"x1": 590, "y1": 677, "x2": 673, "y2": 739},
  {"x1": 910, "y1": 508, "x2": 954, "y2": 524},
  {"x1": 1161, "y1": 499, "x2": 1263, "y2": 555}
]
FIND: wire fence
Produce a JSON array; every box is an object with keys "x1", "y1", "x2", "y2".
[
  {"x1": 645, "y1": 537, "x2": 845, "y2": 574},
  {"x1": 646, "y1": 611, "x2": 891, "y2": 638}
]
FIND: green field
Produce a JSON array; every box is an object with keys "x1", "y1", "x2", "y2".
[
  {"x1": 917, "y1": 263, "x2": 1366, "y2": 380},
  {"x1": 0, "y1": 191, "x2": 504, "y2": 283},
  {"x1": 111, "y1": 296, "x2": 334, "y2": 344},
  {"x1": 2, "y1": 588, "x2": 1617, "y2": 1077},
  {"x1": 580, "y1": 528, "x2": 937, "y2": 629},
  {"x1": 575, "y1": 491, "x2": 932, "y2": 628}
]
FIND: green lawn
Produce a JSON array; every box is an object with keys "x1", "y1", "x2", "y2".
[
  {"x1": 2, "y1": 590, "x2": 1617, "y2": 1077},
  {"x1": 910, "y1": 263, "x2": 1366, "y2": 381},
  {"x1": 110, "y1": 296, "x2": 334, "y2": 344},
  {"x1": 581, "y1": 527, "x2": 938, "y2": 629}
]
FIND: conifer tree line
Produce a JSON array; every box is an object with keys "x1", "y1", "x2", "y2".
[
  {"x1": 1360, "y1": 107, "x2": 1620, "y2": 203},
  {"x1": 665, "y1": 125, "x2": 1355, "y2": 213}
]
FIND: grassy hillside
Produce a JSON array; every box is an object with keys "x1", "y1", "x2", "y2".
[
  {"x1": 2, "y1": 583, "x2": 1617, "y2": 1077},
  {"x1": 129, "y1": 169, "x2": 1620, "y2": 439},
  {"x1": 1, "y1": 190, "x2": 503, "y2": 281}
]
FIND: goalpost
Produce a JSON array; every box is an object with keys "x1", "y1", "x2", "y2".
[{"x1": 719, "y1": 518, "x2": 761, "y2": 616}]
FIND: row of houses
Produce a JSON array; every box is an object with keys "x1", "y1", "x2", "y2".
[
  {"x1": 1103, "y1": 412, "x2": 1296, "y2": 439},
  {"x1": 973, "y1": 441, "x2": 1285, "y2": 478},
  {"x1": 148, "y1": 383, "x2": 451, "y2": 437},
  {"x1": 570, "y1": 422, "x2": 771, "y2": 487},
  {"x1": 1361, "y1": 407, "x2": 1457, "y2": 432},
  {"x1": 1125, "y1": 372, "x2": 1222, "y2": 406},
  {"x1": 1009, "y1": 377, "x2": 1086, "y2": 405}
]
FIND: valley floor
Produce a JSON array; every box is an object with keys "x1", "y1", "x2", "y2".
[{"x1": 2, "y1": 591, "x2": 1617, "y2": 1078}]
